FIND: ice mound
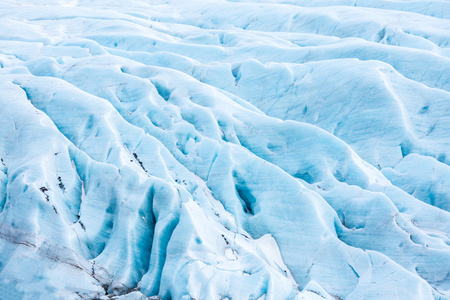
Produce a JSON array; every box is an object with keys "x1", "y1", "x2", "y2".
[{"x1": 0, "y1": 0, "x2": 450, "y2": 299}]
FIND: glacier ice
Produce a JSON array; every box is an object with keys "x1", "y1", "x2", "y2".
[{"x1": 0, "y1": 0, "x2": 450, "y2": 299}]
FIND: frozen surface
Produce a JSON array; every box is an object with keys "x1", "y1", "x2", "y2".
[{"x1": 0, "y1": 0, "x2": 450, "y2": 299}]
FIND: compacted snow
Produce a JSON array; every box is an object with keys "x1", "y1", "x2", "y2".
[{"x1": 1, "y1": 0, "x2": 450, "y2": 299}]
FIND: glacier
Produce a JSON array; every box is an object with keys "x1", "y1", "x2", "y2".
[{"x1": 0, "y1": 0, "x2": 450, "y2": 299}]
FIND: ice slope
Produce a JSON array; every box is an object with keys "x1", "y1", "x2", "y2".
[{"x1": 0, "y1": 0, "x2": 450, "y2": 299}]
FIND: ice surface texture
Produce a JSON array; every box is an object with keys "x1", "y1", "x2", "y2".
[{"x1": 0, "y1": 0, "x2": 450, "y2": 299}]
